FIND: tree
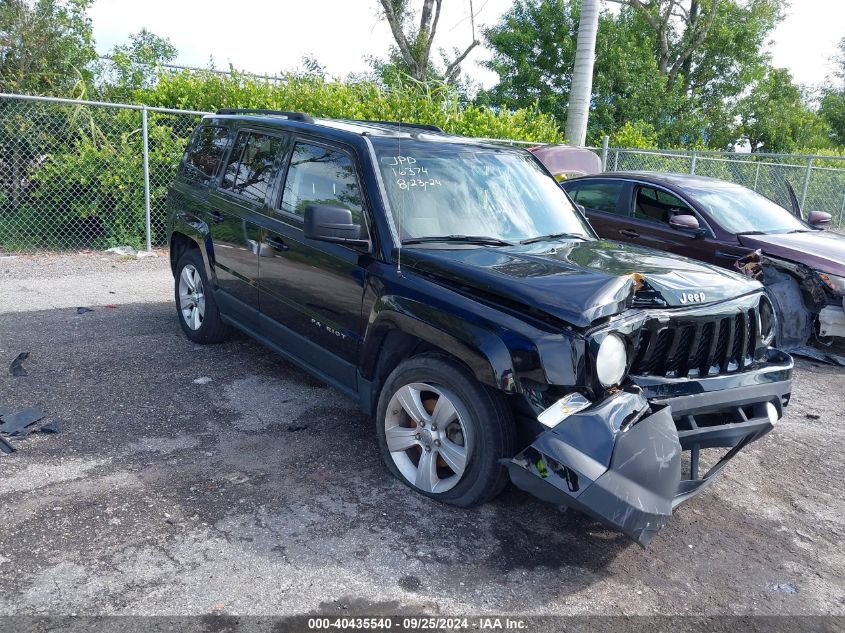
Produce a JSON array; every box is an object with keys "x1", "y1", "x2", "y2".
[
  {"x1": 736, "y1": 68, "x2": 830, "y2": 152},
  {"x1": 565, "y1": 0, "x2": 599, "y2": 145},
  {"x1": 819, "y1": 37, "x2": 845, "y2": 146},
  {"x1": 0, "y1": 0, "x2": 97, "y2": 96},
  {"x1": 0, "y1": 0, "x2": 97, "y2": 214},
  {"x1": 376, "y1": 0, "x2": 479, "y2": 84},
  {"x1": 482, "y1": 1, "x2": 673, "y2": 143},
  {"x1": 604, "y1": 0, "x2": 719, "y2": 91},
  {"x1": 104, "y1": 28, "x2": 178, "y2": 96},
  {"x1": 482, "y1": 0, "x2": 786, "y2": 148}
]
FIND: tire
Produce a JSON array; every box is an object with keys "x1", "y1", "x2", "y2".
[
  {"x1": 375, "y1": 353, "x2": 517, "y2": 507},
  {"x1": 174, "y1": 249, "x2": 229, "y2": 344},
  {"x1": 763, "y1": 270, "x2": 812, "y2": 348}
]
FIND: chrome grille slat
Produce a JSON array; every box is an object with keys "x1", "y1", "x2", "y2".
[{"x1": 631, "y1": 302, "x2": 762, "y2": 379}]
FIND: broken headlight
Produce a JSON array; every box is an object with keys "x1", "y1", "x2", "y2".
[
  {"x1": 818, "y1": 271, "x2": 845, "y2": 296},
  {"x1": 596, "y1": 333, "x2": 628, "y2": 388}
]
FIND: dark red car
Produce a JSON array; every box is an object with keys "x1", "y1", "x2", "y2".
[{"x1": 558, "y1": 171, "x2": 845, "y2": 347}]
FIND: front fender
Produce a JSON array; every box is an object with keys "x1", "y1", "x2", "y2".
[{"x1": 360, "y1": 295, "x2": 517, "y2": 393}]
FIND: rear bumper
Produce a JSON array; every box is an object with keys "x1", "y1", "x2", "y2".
[{"x1": 506, "y1": 349, "x2": 793, "y2": 546}]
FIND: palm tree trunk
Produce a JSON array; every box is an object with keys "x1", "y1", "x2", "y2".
[{"x1": 565, "y1": 0, "x2": 600, "y2": 146}]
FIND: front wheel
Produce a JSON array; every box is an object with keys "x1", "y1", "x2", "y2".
[{"x1": 375, "y1": 354, "x2": 516, "y2": 507}]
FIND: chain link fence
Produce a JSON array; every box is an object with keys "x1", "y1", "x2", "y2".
[
  {"x1": 0, "y1": 93, "x2": 206, "y2": 254},
  {"x1": 3, "y1": 91, "x2": 845, "y2": 253},
  {"x1": 597, "y1": 146, "x2": 845, "y2": 227}
]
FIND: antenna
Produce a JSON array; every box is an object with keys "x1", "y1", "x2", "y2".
[{"x1": 397, "y1": 120, "x2": 402, "y2": 275}]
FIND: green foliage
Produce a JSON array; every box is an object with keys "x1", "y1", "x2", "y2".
[
  {"x1": 142, "y1": 71, "x2": 562, "y2": 142},
  {"x1": 820, "y1": 91, "x2": 845, "y2": 147},
  {"x1": 1, "y1": 68, "x2": 562, "y2": 250},
  {"x1": 819, "y1": 38, "x2": 845, "y2": 147},
  {"x1": 737, "y1": 68, "x2": 833, "y2": 153},
  {"x1": 102, "y1": 28, "x2": 178, "y2": 99},
  {"x1": 608, "y1": 121, "x2": 658, "y2": 148},
  {"x1": 0, "y1": 0, "x2": 97, "y2": 97},
  {"x1": 20, "y1": 107, "x2": 185, "y2": 248},
  {"x1": 482, "y1": 0, "x2": 794, "y2": 149}
]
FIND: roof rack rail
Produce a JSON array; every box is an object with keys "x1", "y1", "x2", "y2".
[
  {"x1": 351, "y1": 119, "x2": 445, "y2": 134},
  {"x1": 216, "y1": 108, "x2": 314, "y2": 123}
]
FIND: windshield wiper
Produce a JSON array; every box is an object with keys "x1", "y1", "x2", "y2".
[
  {"x1": 401, "y1": 235, "x2": 514, "y2": 246},
  {"x1": 520, "y1": 232, "x2": 586, "y2": 245},
  {"x1": 736, "y1": 230, "x2": 766, "y2": 235}
]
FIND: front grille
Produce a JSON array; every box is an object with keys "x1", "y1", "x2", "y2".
[{"x1": 631, "y1": 303, "x2": 762, "y2": 378}]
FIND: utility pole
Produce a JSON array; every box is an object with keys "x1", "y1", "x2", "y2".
[{"x1": 565, "y1": 0, "x2": 600, "y2": 146}]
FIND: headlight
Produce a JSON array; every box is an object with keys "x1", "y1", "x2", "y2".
[
  {"x1": 758, "y1": 294, "x2": 777, "y2": 345},
  {"x1": 596, "y1": 333, "x2": 628, "y2": 388},
  {"x1": 818, "y1": 271, "x2": 845, "y2": 296}
]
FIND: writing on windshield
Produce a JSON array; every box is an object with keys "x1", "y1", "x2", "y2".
[{"x1": 377, "y1": 147, "x2": 591, "y2": 243}]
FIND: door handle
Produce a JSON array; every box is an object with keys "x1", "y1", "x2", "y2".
[
  {"x1": 207, "y1": 211, "x2": 225, "y2": 224},
  {"x1": 266, "y1": 236, "x2": 289, "y2": 252},
  {"x1": 619, "y1": 229, "x2": 640, "y2": 238}
]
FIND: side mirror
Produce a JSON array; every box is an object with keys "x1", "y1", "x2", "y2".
[
  {"x1": 807, "y1": 210, "x2": 832, "y2": 227},
  {"x1": 304, "y1": 204, "x2": 368, "y2": 248},
  {"x1": 669, "y1": 214, "x2": 700, "y2": 233}
]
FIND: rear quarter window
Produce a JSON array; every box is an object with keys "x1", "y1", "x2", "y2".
[{"x1": 182, "y1": 126, "x2": 230, "y2": 183}]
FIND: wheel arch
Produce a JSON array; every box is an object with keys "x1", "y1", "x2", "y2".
[
  {"x1": 169, "y1": 229, "x2": 215, "y2": 286},
  {"x1": 359, "y1": 300, "x2": 518, "y2": 416}
]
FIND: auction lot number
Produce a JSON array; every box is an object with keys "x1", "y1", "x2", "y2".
[{"x1": 309, "y1": 617, "x2": 526, "y2": 630}]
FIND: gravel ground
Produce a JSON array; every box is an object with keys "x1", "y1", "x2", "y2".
[{"x1": 0, "y1": 252, "x2": 843, "y2": 618}]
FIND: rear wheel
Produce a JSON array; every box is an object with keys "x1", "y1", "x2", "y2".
[
  {"x1": 174, "y1": 249, "x2": 229, "y2": 344},
  {"x1": 376, "y1": 354, "x2": 516, "y2": 507}
]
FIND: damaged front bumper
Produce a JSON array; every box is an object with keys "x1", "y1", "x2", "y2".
[{"x1": 505, "y1": 349, "x2": 793, "y2": 547}]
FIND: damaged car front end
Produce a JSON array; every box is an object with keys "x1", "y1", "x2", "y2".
[{"x1": 504, "y1": 287, "x2": 792, "y2": 547}]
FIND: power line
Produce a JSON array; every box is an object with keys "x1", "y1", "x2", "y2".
[{"x1": 98, "y1": 56, "x2": 290, "y2": 83}]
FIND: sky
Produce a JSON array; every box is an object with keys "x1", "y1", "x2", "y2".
[{"x1": 88, "y1": 0, "x2": 845, "y2": 90}]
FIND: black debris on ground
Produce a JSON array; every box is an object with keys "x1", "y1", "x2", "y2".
[
  {"x1": 0, "y1": 435, "x2": 15, "y2": 454},
  {"x1": 9, "y1": 352, "x2": 30, "y2": 377},
  {"x1": 38, "y1": 420, "x2": 62, "y2": 434},
  {"x1": 0, "y1": 407, "x2": 46, "y2": 437},
  {"x1": 76, "y1": 307, "x2": 94, "y2": 314},
  {"x1": 286, "y1": 425, "x2": 307, "y2": 432}
]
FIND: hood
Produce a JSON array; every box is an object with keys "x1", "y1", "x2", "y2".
[
  {"x1": 738, "y1": 230, "x2": 845, "y2": 277},
  {"x1": 402, "y1": 239, "x2": 761, "y2": 328}
]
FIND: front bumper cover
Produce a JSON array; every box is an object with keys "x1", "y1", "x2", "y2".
[{"x1": 506, "y1": 349, "x2": 793, "y2": 547}]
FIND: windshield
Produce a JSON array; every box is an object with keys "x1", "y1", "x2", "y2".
[
  {"x1": 688, "y1": 185, "x2": 811, "y2": 234},
  {"x1": 375, "y1": 146, "x2": 593, "y2": 243}
]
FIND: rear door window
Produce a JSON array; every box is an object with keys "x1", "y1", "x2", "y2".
[
  {"x1": 183, "y1": 126, "x2": 229, "y2": 182},
  {"x1": 279, "y1": 142, "x2": 364, "y2": 225},
  {"x1": 220, "y1": 132, "x2": 282, "y2": 204},
  {"x1": 568, "y1": 181, "x2": 624, "y2": 214}
]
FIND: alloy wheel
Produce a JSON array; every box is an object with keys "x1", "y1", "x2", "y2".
[
  {"x1": 384, "y1": 382, "x2": 469, "y2": 493},
  {"x1": 178, "y1": 264, "x2": 206, "y2": 331}
]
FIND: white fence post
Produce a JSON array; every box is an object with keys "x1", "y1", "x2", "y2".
[
  {"x1": 613, "y1": 150, "x2": 619, "y2": 171},
  {"x1": 800, "y1": 157, "x2": 813, "y2": 212},
  {"x1": 600, "y1": 136, "x2": 609, "y2": 171},
  {"x1": 840, "y1": 190, "x2": 845, "y2": 227},
  {"x1": 141, "y1": 105, "x2": 152, "y2": 253},
  {"x1": 690, "y1": 151, "x2": 697, "y2": 174},
  {"x1": 753, "y1": 162, "x2": 761, "y2": 191}
]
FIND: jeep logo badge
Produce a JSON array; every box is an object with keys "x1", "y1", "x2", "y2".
[{"x1": 680, "y1": 292, "x2": 706, "y2": 304}]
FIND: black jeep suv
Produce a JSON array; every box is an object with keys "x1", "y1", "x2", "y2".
[{"x1": 166, "y1": 109, "x2": 793, "y2": 546}]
